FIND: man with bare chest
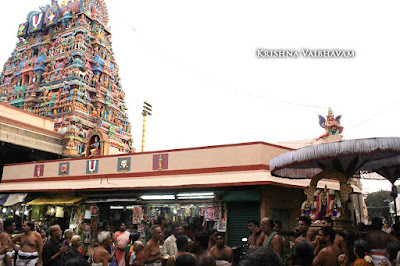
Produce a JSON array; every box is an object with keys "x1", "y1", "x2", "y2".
[
  {"x1": 0, "y1": 219, "x2": 15, "y2": 266},
  {"x1": 363, "y1": 217, "x2": 399, "y2": 265},
  {"x1": 13, "y1": 221, "x2": 43, "y2": 266},
  {"x1": 313, "y1": 227, "x2": 341, "y2": 266},
  {"x1": 144, "y1": 225, "x2": 163, "y2": 266},
  {"x1": 209, "y1": 233, "x2": 233, "y2": 265}
]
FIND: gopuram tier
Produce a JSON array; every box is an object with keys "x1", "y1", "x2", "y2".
[{"x1": 0, "y1": 0, "x2": 133, "y2": 157}]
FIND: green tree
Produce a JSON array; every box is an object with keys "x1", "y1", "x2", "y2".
[{"x1": 365, "y1": 190, "x2": 392, "y2": 224}]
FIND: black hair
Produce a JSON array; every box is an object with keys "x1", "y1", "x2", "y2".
[
  {"x1": 248, "y1": 220, "x2": 259, "y2": 227},
  {"x1": 131, "y1": 233, "x2": 140, "y2": 243},
  {"x1": 3, "y1": 219, "x2": 14, "y2": 230},
  {"x1": 274, "y1": 220, "x2": 282, "y2": 228},
  {"x1": 320, "y1": 226, "x2": 335, "y2": 242},
  {"x1": 156, "y1": 215, "x2": 166, "y2": 225},
  {"x1": 65, "y1": 257, "x2": 90, "y2": 266},
  {"x1": 299, "y1": 216, "x2": 311, "y2": 226},
  {"x1": 239, "y1": 246, "x2": 283, "y2": 266},
  {"x1": 354, "y1": 240, "x2": 370, "y2": 259},
  {"x1": 193, "y1": 231, "x2": 209, "y2": 250},
  {"x1": 27, "y1": 221, "x2": 35, "y2": 231},
  {"x1": 322, "y1": 216, "x2": 333, "y2": 225},
  {"x1": 216, "y1": 232, "x2": 225, "y2": 239},
  {"x1": 175, "y1": 254, "x2": 196, "y2": 266},
  {"x1": 208, "y1": 228, "x2": 217, "y2": 236},
  {"x1": 371, "y1": 217, "x2": 383, "y2": 230},
  {"x1": 386, "y1": 241, "x2": 400, "y2": 262},
  {"x1": 176, "y1": 235, "x2": 188, "y2": 251},
  {"x1": 172, "y1": 224, "x2": 182, "y2": 232},
  {"x1": 293, "y1": 241, "x2": 314, "y2": 266}
]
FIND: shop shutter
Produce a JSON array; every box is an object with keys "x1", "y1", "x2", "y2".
[{"x1": 227, "y1": 202, "x2": 260, "y2": 247}]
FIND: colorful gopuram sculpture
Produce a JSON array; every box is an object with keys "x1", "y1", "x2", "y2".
[{"x1": 0, "y1": 0, "x2": 133, "y2": 157}]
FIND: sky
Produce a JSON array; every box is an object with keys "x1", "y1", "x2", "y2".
[{"x1": 1, "y1": 0, "x2": 400, "y2": 192}]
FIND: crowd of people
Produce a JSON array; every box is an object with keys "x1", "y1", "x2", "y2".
[
  {"x1": 247, "y1": 216, "x2": 400, "y2": 266},
  {"x1": 0, "y1": 215, "x2": 398, "y2": 265}
]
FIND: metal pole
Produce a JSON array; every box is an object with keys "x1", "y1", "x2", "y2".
[{"x1": 141, "y1": 114, "x2": 147, "y2": 152}]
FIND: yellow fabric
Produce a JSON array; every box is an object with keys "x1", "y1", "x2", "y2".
[{"x1": 27, "y1": 196, "x2": 84, "y2": 205}]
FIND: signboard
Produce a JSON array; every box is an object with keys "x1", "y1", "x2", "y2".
[
  {"x1": 17, "y1": 22, "x2": 29, "y2": 37},
  {"x1": 29, "y1": 12, "x2": 44, "y2": 33}
]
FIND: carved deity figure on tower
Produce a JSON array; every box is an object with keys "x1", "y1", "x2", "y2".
[{"x1": 316, "y1": 108, "x2": 343, "y2": 140}]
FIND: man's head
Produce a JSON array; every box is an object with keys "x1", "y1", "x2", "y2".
[
  {"x1": 64, "y1": 228, "x2": 74, "y2": 239},
  {"x1": 321, "y1": 217, "x2": 333, "y2": 227},
  {"x1": 150, "y1": 225, "x2": 162, "y2": 241},
  {"x1": 3, "y1": 219, "x2": 15, "y2": 234},
  {"x1": 318, "y1": 226, "x2": 335, "y2": 245},
  {"x1": 175, "y1": 254, "x2": 196, "y2": 266},
  {"x1": 98, "y1": 231, "x2": 111, "y2": 247},
  {"x1": 70, "y1": 235, "x2": 81, "y2": 247},
  {"x1": 133, "y1": 241, "x2": 144, "y2": 252},
  {"x1": 49, "y1": 224, "x2": 62, "y2": 239},
  {"x1": 260, "y1": 217, "x2": 274, "y2": 234},
  {"x1": 104, "y1": 224, "x2": 111, "y2": 232},
  {"x1": 208, "y1": 228, "x2": 218, "y2": 243},
  {"x1": 193, "y1": 231, "x2": 209, "y2": 251},
  {"x1": 274, "y1": 220, "x2": 282, "y2": 232},
  {"x1": 172, "y1": 224, "x2": 184, "y2": 237},
  {"x1": 156, "y1": 215, "x2": 166, "y2": 226},
  {"x1": 23, "y1": 221, "x2": 35, "y2": 233},
  {"x1": 372, "y1": 217, "x2": 383, "y2": 230},
  {"x1": 239, "y1": 246, "x2": 283, "y2": 266},
  {"x1": 292, "y1": 240, "x2": 314, "y2": 266},
  {"x1": 298, "y1": 216, "x2": 311, "y2": 233},
  {"x1": 176, "y1": 235, "x2": 189, "y2": 252},
  {"x1": 119, "y1": 223, "x2": 126, "y2": 232},
  {"x1": 215, "y1": 232, "x2": 225, "y2": 248},
  {"x1": 248, "y1": 220, "x2": 259, "y2": 233}
]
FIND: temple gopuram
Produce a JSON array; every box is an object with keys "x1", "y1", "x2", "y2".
[{"x1": 0, "y1": 0, "x2": 132, "y2": 157}]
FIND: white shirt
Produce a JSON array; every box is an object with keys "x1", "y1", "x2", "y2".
[{"x1": 162, "y1": 234, "x2": 178, "y2": 256}]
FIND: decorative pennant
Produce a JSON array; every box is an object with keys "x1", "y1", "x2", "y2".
[
  {"x1": 29, "y1": 12, "x2": 44, "y2": 33},
  {"x1": 86, "y1": 160, "x2": 99, "y2": 174},
  {"x1": 117, "y1": 157, "x2": 131, "y2": 172},
  {"x1": 17, "y1": 22, "x2": 29, "y2": 37},
  {"x1": 58, "y1": 162, "x2": 70, "y2": 176},
  {"x1": 152, "y1": 154, "x2": 168, "y2": 171},
  {"x1": 34, "y1": 164, "x2": 44, "y2": 177}
]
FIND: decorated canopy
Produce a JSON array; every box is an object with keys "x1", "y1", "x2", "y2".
[{"x1": 271, "y1": 137, "x2": 400, "y2": 179}]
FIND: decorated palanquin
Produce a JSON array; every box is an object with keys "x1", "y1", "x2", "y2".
[
  {"x1": 0, "y1": 0, "x2": 133, "y2": 157},
  {"x1": 301, "y1": 186, "x2": 342, "y2": 222}
]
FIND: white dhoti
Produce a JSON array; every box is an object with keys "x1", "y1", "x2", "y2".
[
  {"x1": 370, "y1": 249, "x2": 389, "y2": 266},
  {"x1": 15, "y1": 251, "x2": 39, "y2": 266}
]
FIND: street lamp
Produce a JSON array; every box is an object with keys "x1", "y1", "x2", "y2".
[{"x1": 141, "y1": 102, "x2": 152, "y2": 152}]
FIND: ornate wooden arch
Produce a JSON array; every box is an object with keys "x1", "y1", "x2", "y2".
[{"x1": 304, "y1": 168, "x2": 353, "y2": 206}]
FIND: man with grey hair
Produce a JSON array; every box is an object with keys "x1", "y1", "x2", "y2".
[
  {"x1": 144, "y1": 225, "x2": 163, "y2": 265},
  {"x1": 129, "y1": 241, "x2": 145, "y2": 265},
  {"x1": 93, "y1": 231, "x2": 113, "y2": 266},
  {"x1": 42, "y1": 224, "x2": 67, "y2": 266}
]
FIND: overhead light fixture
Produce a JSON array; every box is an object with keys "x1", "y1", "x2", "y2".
[
  {"x1": 141, "y1": 195, "x2": 175, "y2": 200},
  {"x1": 2, "y1": 209, "x2": 6, "y2": 214},
  {"x1": 15, "y1": 210, "x2": 20, "y2": 215},
  {"x1": 177, "y1": 192, "x2": 214, "y2": 197},
  {"x1": 177, "y1": 195, "x2": 214, "y2": 200},
  {"x1": 110, "y1": 206, "x2": 124, "y2": 210},
  {"x1": 177, "y1": 192, "x2": 215, "y2": 200}
]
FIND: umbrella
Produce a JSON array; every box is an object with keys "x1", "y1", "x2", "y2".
[{"x1": 271, "y1": 137, "x2": 400, "y2": 179}]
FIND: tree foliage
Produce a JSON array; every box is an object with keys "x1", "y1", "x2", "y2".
[{"x1": 365, "y1": 190, "x2": 392, "y2": 223}]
